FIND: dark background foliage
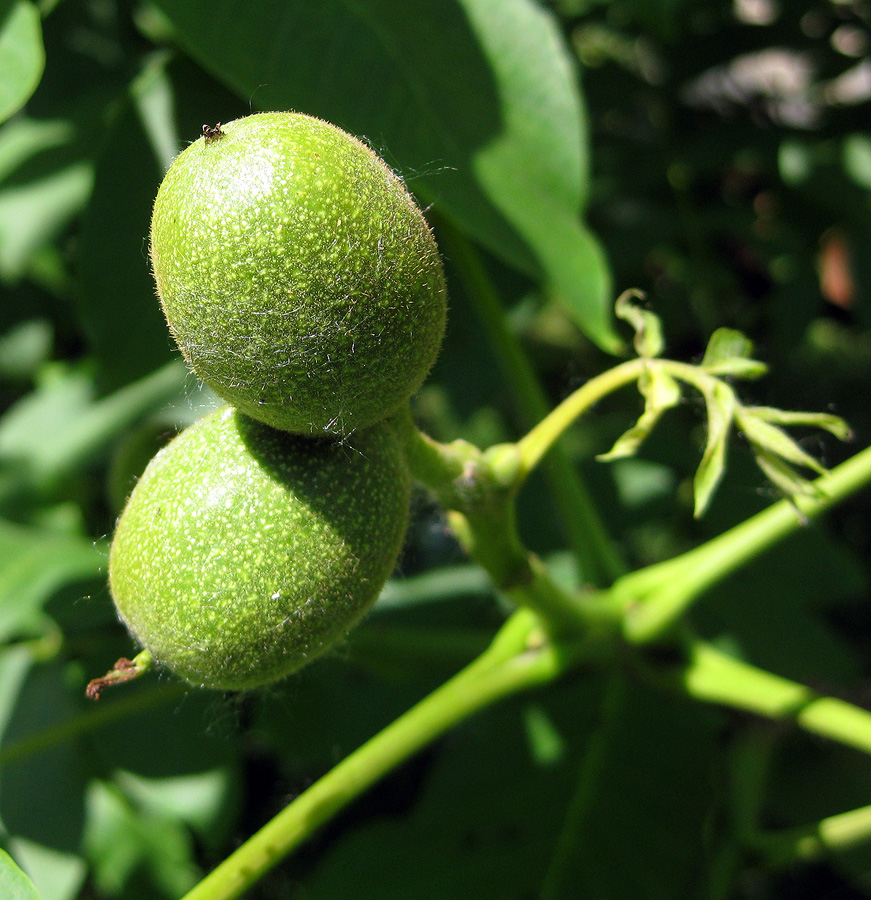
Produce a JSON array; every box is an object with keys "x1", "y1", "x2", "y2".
[{"x1": 1, "y1": 0, "x2": 870, "y2": 897}]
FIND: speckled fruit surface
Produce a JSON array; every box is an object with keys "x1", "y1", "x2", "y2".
[
  {"x1": 150, "y1": 112, "x2": 447, "y2": 436},
  {"x1": 108, "y1": 406, "x2": 410, "y2": 690}
]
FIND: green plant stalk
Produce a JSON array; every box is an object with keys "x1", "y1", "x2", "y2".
[
  {"x1": 668, "y1": 635, "x2": 871, "y2": 756},
  {"x1": 516, "y1": 356, "x2": 763, "y2": 479},
  {"x1": 752, "y1": 803, "x2": 871, "y2": 867},
  {"x1": 446, "y1": 509, "x2": 592, "y2": 638},
  {"x1": 180, "y1": 610, "x2": 573, "y2": 900},
  {"x1": 398, "y1": 411, "x2": 601, "y2": 637},
  {"x1": 434, "y1": 217, "x2": 625, "y2": 585},
  {"x1": 516, "y1": 357, "x2": 647, "y2": 476},
  {"x1": 621, "y1": 442, "x2": 871, "y2": 643}
]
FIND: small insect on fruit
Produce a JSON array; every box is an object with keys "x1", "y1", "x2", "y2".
[{"x1": 201, "y1": 123, "x2": 223, "y2": 141}]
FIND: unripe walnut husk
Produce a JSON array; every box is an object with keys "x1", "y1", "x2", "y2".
[
  {"x1": 108, "y1": 407, "x2": 410, "y2": 690},
  {"x1": 150, "y1": 112, "x2": 447, "y2": 436}
]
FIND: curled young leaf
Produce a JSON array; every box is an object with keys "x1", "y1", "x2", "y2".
[
  {"x1": 614, "y1": 290, "x2": 664, "y2": 359},
  {"x1": 736, "y1": 409, "x2": 828, "y2": 477},
  {"x1": 701, "y1": 328, "x2": 767, "y2": 379},
  {"x1": 693, "y1": 380, "x2": 736, "y2": 518},
  {"x1": 596, "y1": 406, "x2": 664, "y2": 462},
  {"x1": 597, "y1": 367, "x2": 681, "y2": 462},
  {"x1": 640, "y1": 366, "x2": 682, "y2": 411},
  {"x1": 702, "y1": 328, "x2": 753, "y2": 366},
  {"x1": 752, "y1": 449, "x2": 825, "y2": 502},
  {"x1": 745, "y1": 406, "x2": 853, "y2": 442},
  {"x1": 701, "y1": 358, "x2": 768, "y2": 380}
]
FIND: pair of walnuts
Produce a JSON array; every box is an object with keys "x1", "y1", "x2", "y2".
[{"x1": 109, "y1": 113, "x2": 447, "y2": 690}]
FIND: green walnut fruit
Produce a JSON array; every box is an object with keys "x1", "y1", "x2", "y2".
[
  {"x1": 150, "y1": 112, "x2": 447, "y2": 436},
  {"x1": 108, "y1": 406, "x2": 410, "y2": 690}
]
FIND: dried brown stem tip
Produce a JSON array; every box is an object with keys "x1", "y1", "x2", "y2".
[{"x1": 86, "y1": 657, "x2": 144, "y2": 700}]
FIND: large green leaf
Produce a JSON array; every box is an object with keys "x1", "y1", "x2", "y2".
[
  {"x1": 150, "y1": 0, "x2": 619, "y2": 350},
  {"x1": 83, "y1": 781, "x2": 201, "y2": 898},
  {"x1": 0, "y1": 361, "x2": 187, "y2": 501},
  {"x1": 295, "y1": 678, "x2": 718, "y2": 899},
  {"x1": 0, "y1": 120, "x2": 92, "y2": 282},
  {"x1": 73, "y1": 61, "x2": 179, "y2": 390},
  {"x1": 0, "y1": 1, "x2": 44, "y2": 125},
  {"x1": 0, "y1": 520, "x2": 104, "y2": 644},
  {"x1": 0, "y1": 659, "x2": 88, "y2": 900},
  {"x1": 0, "y1": 848, "x2": 42, "y2": 900},
  {"x1": 75, "y1": 53, "x2": 249, "y2": 389}
]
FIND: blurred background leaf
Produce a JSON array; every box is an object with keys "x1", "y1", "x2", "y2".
[
  {"x1": 0, "y1": 1, "x2": 45, "y2": 125},
  {"x1": 0, "y1": 846, "x2": 43, "y2": 900}
]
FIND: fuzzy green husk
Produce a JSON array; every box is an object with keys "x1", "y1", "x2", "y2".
[
  {"x1": 150, "y1": 112, "x2": 447, "y2": 436},
  {"x1": 108, "y1": 407, "x2": 410, "y2": 690}
]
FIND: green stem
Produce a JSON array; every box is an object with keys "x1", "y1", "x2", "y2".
[
  {"x1": 397, "y1": 410, "x2": 607, "y2": 639},
  {"x1": 517, "y1": 358, "x2": 647, "y2": 477},
  {"x1": 445, "y1": 509, "x2": 593, "y2": 639},
  {"x1": 434, "y1": 217, "x2": 625, "y2": 585},
  {"x1": 753, "y1": 803, "x2": 871, "y2": 867},
  {"x1": 180, "y1": 611, "x2": 572, "y2": 900},
  {"x1": 516, "y1": 356, "x2": 747, "y2": 480},
  {"x1": 621, "y1": 443, "x2": 871, "y2": 643},
  {"x1": 666, "y1": 636, "x2": 871, "y2": 757}
]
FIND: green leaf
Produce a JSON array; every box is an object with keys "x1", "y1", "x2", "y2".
[
  {"x1": 614, "y1": 289, "x2": 663, "y2": 358},
  {"x1": 3, "y1": 841, "x2": 84, "y2": 900},
  {"x1": 0, "y1": 519, "x2": 105, "y2": 644},
  {"x1": 0, "y1": 361, "x2": 187, "y2": 498},
  {"x1": 0, "y1": 848, "x2": 42, "y2": 900},
  {"x1": 375, "y1": 564, "x2": 494, "y2": 613},
  {"x1": 597, "y1": 368, "x2": 681, "y2": 461},
  {"x1": 0, "y1": 1, "x2": 44, "y2": 125},
  {"x1": 746, "y1": 406, "x2": 853, "y2": 442},
  {"x1": 701, "y1": 357, "x2": 768, "y2": 379},
  {"x1": 298, "y1": 679, "x2": 719, "y2": 900},
  {"x1": 640, "y1": 366, "x2": 682, "y2": 410},
  {"x1": 83, "y1": 781, "x2": 201, "y2": 897},
  {"x1": 149, "y1": 0, "x2": 620, "y2": 351},
  {"x1": 0, "y1": 320, "x2": 52, "y2": 381},
  {"x1": 693, "y1": 380, "x2": 735, "y2": 518},
  {"x1": 696, "y1": 520, "x2": 868, "y2": 684},
  {"x1": 0, "y1": 161, "x2": 93, "y2": 283},
  {"x1": 0, "y1": 117, "x2": 73, "y2": 183},
  {"x1": 752, "y1": 450, "x2": 822, "y2": 501},
  {"x1": 701, "y1": 327, "x2": 767, "y2": 379},
  {"x1": 0, "y1": 116, "x2": 90, "y2": 284},
  {"x1": 596, "y1": 414, "x2": 660, "y2": 462},
  {"x1": 843, "y1": 134, "x2": 871, "y2": 192},
  {"x1": 702, "y1": 328, "x2": 754, "y2": 366},
  {"x1": 474, "y1": 163, "x2": 618, "y2": 351},
  {"x1": 0, "y1": 661, "x2": 89, "y2": 900},
  {"x1": 74, "y1": 67, "x2": 179, "y2": 389},
  {"x1": 736, "y1": 409, "x2": 828, "y2": 477},
  {"x1": 88, "y1": 689, "x2": 240, "y2": 853}
]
